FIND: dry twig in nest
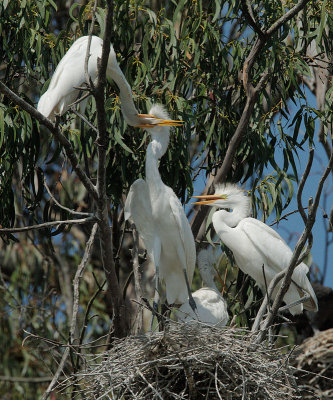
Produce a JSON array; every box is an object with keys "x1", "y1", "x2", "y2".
[{"x1": 59, "y1": 323, "x2": 301, "y2": 399}]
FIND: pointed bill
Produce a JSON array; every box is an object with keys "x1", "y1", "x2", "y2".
[
  {"x1": 191, "y1": 194, "x2": 227, "y2": 206},
  {"x1": 135, "y1": 114, "x2": 184, "y2": 128}
]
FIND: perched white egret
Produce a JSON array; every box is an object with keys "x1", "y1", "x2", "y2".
[
  {"x1": 192, "y1": 183, "x2": 318, "y2": 315},
  {"x1": 176, "y1": 247, "x2": 229, "y2": 327},
  {"x1": 37, "y1": 36, "x2": 175, "y2": 127},
  {"x1": 124, "y1": 105, "x2": 196, "y2": 313}
]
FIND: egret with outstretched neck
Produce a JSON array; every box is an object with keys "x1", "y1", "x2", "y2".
[
  {"x1": 125, "y1": 105, "x2": 196, "y2": 319},
  {"x1": 37, "y1": 36, "x2": 176, "y2": 127},
  {"x1": 192, "y1": 183, "x2": 318, "y2": 315}
]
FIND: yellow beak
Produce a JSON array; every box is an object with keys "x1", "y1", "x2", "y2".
[
  {"x1": 191, "y1": 194, "x2": 227, "y2": 206},
  {"x1": 135, "y1": 114, "x2": 184, "y2": 128}
]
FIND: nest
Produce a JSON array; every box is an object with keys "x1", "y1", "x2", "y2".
[
  {"x1": 61, "y1": 323, "x2": 302, "y2": 400},
  {"x1": 294, "y1": 328, "x2": 333, "y2": 399}
]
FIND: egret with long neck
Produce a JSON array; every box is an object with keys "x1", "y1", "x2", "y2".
[
  {"x1": 192, "y1": 183, "x2": 318, "y2": 315},
  {"x1": 125, "y1": 105, "x2": 196, "y2": 324},
  {"x1": 37, "y1": 36, "x2": 178, "y2": 127}
]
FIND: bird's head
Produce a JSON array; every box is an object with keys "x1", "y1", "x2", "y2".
[
  {"x1": 135, "y1": 104, "x2": 183, "y2": 129},
  {"x1": 192, "y1": 183, "x2": 250, "y2": 212}
]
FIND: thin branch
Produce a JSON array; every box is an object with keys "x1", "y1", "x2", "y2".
[
  {"x1": 130, "y1": 224, "x2": 143, "y2": 335},
  {"x1": 42, "y1": 223, "x2": 98, "y2": 400},
  {"x1": 0, "y1": 216, "x2": 97, "y2": 233},
  {"x1": 71, "y1": 109, "x2": 99, "y2": 134},
  {"x1": 44, "y1": 177, "x2": 93, "y2": 217},
  {"x1": 297, "y1": 148, "x2": 314, "y2": 224},
  {"x1": 84, "y1": 0, "x2": 98, "y2": 91},
  {"x1": 241, "y1": 0, "x2": 266, "y2": 39},
  {"x1": 0, "y1": 376, "x2": 56, "y2": 383}
]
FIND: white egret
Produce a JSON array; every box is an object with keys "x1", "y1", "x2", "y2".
[
  {"x1": 37, "y1": 36, "x2": 175, "y2": 127},
  {"x1": 124, "y1": 105, "x2": 196, "y2": 314},
  {"x1": 176, "y1": 247, "x2": 229, "y2": 327},
  {"x1": 192, "y1": 183, "x2": 318, "y2": 315}
]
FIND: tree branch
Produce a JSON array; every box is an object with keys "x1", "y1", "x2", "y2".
[
  {"x1": 0, "y1": 216, "x2": 97, "y2": 233},
  {"x1": 44, "y1": 177, "x2": 93, "y2": 217},
  {"x1": 92, "y1": 0, "x2": 128, "y2": 338},
  {"x1": 130, "y1": 224, "x2": 143, "y2": 335}
]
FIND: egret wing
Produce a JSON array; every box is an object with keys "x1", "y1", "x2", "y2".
[
  {"x1": 168, "y1": 191, "x2": 196, "y2": 284},
  {"x1": 240, "y1": 217, "x2": 293, "y2": 273},
  {"x1": 38, "y1": 36, "x2": 102, "y2": 117},
  {"x1": 124, "y1": 179, "x2": 155, "y2": 256},
  {"x1": 241, "y1": 218, "x2": 318, "y2": 311}
]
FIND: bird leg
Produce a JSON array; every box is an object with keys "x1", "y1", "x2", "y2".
[
  {"x1": 150, "y1": 264, "x2": 160, "y2": 331},
  {"x1": 182, "y1": 269, "x2": 197, "y2": 314}
]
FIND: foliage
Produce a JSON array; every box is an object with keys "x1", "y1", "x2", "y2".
[{"x1": 0, "y1": 0, "x2": 333, "y2": 397}]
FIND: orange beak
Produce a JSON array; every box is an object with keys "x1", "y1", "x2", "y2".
[
  {"x1": 135, "y1": 114, "x2": 184, "y2": 128},
  {"x1": 191, "y1": 194, "x2": 227, "y2": 206}
]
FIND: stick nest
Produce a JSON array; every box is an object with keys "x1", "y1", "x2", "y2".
[
  {"x1": 294, "y1": 328, "x2": 333, "y2": 399},
  {"x1": 63, "y1": 323, "x2": 301, "y2": 399}
]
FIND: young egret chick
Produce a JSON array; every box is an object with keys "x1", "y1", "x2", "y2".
[
  {"x1": 37, "y1": 36, "x2": 180, "y2": 128},
  {"x1": 192, "y1": 183, "x2": 318, "y2": 316},
  {"x1": 125, "y1": 105, "x2": 196, "y2": 318},
  {"x1": 177, "y1": 247, "x2": 229, "y2": 327}
]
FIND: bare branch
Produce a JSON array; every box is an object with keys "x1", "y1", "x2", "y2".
[
  {"x1": 44, "y1": 177, "x2": 93, "y2": 217},
  {"x1": 297, "y1": 148, "x2": 314, "y2": 224},
  {"x1": 0, "y1": 216, "x2": 97, "y2": 233},
  {"x1": 71, "y1": 109, "x2": 99, "y2": 134},
  {"x1": 0, "y1": 376, "x2": 55, "y2": 383},
  {"x1": 84, "y1": 0, "x2": 98, "y2": 91},
  {"x1": 130, "y1": 224, "x2": 143, "y2": 335}
]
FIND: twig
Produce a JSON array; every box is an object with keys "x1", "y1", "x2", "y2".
[
  {"x1": 0, "y1": 376, "x2": 56, "y2": 383},
  {"x1": 44, "y1": 177, "x2": 92, "y2": 216},
  {"x1": 71, "y1": 109, "x2": 99, "y2": 134},
  {"x1": 84, "y1": 0, "x2": 98, "y2": 90},
  {"x1": 42, "y1": 223, "x2": 98, "y2": 400},
  {"x1": 0, "y1": 216, "x2": 97, "y2": 233},
  {"x1": 131, "y1": 223, "x2": 143, "y2": 335}
]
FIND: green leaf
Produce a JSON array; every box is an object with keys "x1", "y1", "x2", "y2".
[{"x1": 114, "y1": 130, "x2": 133, "y2": 154}]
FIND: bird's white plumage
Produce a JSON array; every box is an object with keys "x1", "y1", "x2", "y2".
[
  {"x1": 38, "y1": 36, "x2": 111, "y2": 120},
  {"x1": 196, "y1": 183, "x2": 318, "y2": 315},
  {"x1": 37, "y1": 35, "x2": 157, "y2": 126},
  {"x1": 124, "y1": 179, "x2": 155, "y2": 258},
  {"x1": 125, "y1": 105, "x2": 195, "y2": 305},
  {"x1": 177, "y1": 248, "x2": 229, "y2": 327}
]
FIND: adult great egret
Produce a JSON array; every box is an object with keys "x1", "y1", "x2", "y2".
[
  {"x1": 37, "y1": 36, "x2": 174, "y2": 127},
  {"x1": 192, "y1": 183, "x2": 318, "y2": 315},
  {"x1": 124, "y1": 105, "x2": 196, "y2": 313},
  {"x1": 177, "y1": 248, "x2": 229, "y2": 327}
]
